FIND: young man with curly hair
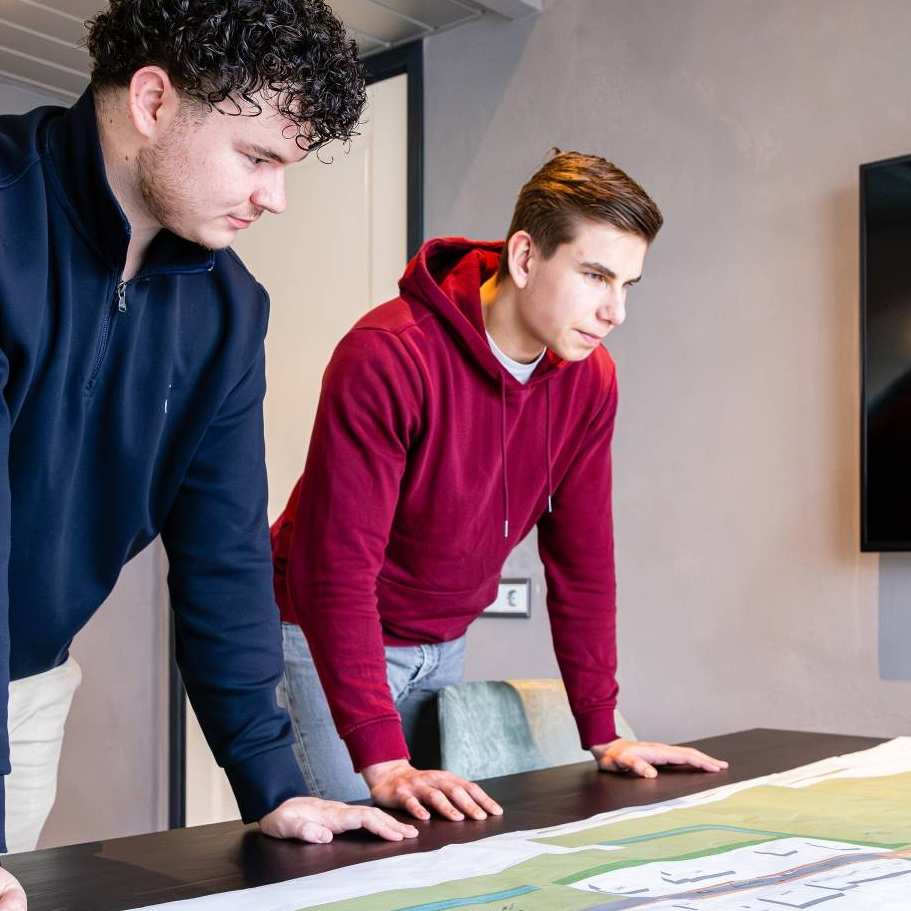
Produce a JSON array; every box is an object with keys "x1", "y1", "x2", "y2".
[
  {"x1": 0, "y1": 1, "x2": 415, "y2": 903},
  {"x1": 272, "y1": 153, "x2": 729, "y2": 825}
]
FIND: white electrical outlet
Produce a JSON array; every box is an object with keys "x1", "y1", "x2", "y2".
[{"x1": 483, "y1": 578, "x2": 531, "y2": 617}]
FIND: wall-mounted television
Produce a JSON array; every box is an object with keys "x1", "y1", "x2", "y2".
[{"x1": 861, "y1": 154, "x2": 911, "y2": 551}]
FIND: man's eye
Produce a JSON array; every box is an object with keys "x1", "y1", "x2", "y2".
[
  {"x1": 247, "y1": 154, "x2": 265, "y2": 165},
  {"x1": 585, "y1": 272, "x2": 606, "y2": 283}
]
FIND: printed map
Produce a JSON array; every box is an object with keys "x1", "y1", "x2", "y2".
[{"x1": 134, "y1": 738, "x2": 911, "y2": 911}]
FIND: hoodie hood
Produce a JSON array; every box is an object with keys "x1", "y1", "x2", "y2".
[{"x1": 398, "y1": 237, "x2": 565, "y2": 388}]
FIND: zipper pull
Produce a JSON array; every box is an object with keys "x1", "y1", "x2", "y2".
[{"x1": 116, "y1": 281, "x2": 127, "y2": 313}]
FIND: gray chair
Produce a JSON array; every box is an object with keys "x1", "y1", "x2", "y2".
[{"x1": 438, "y1": 678, "x2": 636, "y2": 780}]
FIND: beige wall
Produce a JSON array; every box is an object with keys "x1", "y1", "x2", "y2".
[{"x1": 425, "y1": 0, "x2": 911, "y2": 743}]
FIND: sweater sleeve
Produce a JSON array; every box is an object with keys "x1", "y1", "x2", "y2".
[
  {"x1": 161, "y1": 340, "x2": 307, "y2": 823},
  {"x1": 536, "y1": 369, "x2": 620, "y2": 750},
  {"x1": 285, "y1": 329, "x2": 422, "y2": 772}
]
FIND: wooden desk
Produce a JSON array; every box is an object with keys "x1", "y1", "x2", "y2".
[{"x1": 5, "y1": 728, "x2": 884, "y2": 911}]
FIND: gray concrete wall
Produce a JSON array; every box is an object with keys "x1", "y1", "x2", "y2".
[
  {"x1": 425, "y1": 0, "x2": 911, "y2": 744},
  {"x1": 0, "y1": 78, "x2": 170, "y2": 847}
]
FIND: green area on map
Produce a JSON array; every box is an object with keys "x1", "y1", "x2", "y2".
[{"x1": 300, "y1": 771, "x2": 911, "y2": 911}]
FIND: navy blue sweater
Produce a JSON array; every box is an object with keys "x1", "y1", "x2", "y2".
[{"x1": 0, "y1": 89, "x2": 307, "y2": 848}]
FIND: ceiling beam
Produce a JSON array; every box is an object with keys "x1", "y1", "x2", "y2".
[{"x1": 468, "y1": 0, "x2": 541, "y2": 18}]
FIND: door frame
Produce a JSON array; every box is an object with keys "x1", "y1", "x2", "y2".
[
  {"x1": 168, "y1": 39, "x2": 425, "y2": 829},
  {"x1": 364, "y1": 41, "x2": 424, "y2": 259}
]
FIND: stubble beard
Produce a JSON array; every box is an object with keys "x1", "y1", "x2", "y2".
[{"x1": 136, "y1": 131, "x2": 220, "y2": 251}]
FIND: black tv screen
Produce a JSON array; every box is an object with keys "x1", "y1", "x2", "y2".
[{"x1": 861, "y1": 154, "x2": 911, "y2": 550}]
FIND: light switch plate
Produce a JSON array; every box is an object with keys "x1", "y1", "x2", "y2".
[{"x1": 483, "y1": 577, "x2": 531, "y2": 618}]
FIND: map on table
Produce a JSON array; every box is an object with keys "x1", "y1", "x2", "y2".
[{"x1": 134, "y1": 738, "x2": 911, "y2": 911}]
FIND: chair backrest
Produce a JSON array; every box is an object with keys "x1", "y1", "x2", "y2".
[
  {"x1": 438, "y1": 678, "x2": 637, "y2": 780},
  {"x1": 437, "y1": 681, "x2": 546, "y2": 780}
]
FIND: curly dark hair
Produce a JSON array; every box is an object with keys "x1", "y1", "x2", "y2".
[{"x1": 86, "y1": 0, "x2": 366, "y2": 151}]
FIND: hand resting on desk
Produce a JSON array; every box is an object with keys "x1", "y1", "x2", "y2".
[
  {"x1": 0, "y1": 867, "x2": 25, "y2": 911},
  {"x1": 259, "y1": 796, "x2": 418, "y2": 844},
  {"x1": 363, "y1": 760, "x2": 504, "y2": 823},
  {"x1": 591, "y1": 738, "x2": 729, "y2": 778}
]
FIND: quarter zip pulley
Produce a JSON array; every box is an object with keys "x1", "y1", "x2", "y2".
[{"x1": 85, "y1": 280, "x2": 127, "y2": 394}]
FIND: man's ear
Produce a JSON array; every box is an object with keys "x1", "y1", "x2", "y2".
[
  {"x1": 126, "y1": 66, "x2": 179, "y2": 141},
  {"x1": 507, "y1": 230, "x2": 534, "y2": 290}
]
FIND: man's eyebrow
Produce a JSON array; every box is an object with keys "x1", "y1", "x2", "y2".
[
  {"x1": 246, "y1": 143, "x2": 291, "y2": 164},
  {"x1": 580, "y1": 261, "x2": 642, "y2": 283}
]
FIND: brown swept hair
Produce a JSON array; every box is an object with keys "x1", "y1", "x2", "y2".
[{"x1": 497, "y1": 150, "x2": 663, "y2": 281}]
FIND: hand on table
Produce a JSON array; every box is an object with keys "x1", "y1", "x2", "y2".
[
  {"x1": 591, "y1": 738, "x2": 729, "y2": 778},
  {"x1": 259, "y1": 796, "x2": 418, "y2": 844},
  {"x1": 363, "y1": 759, "x2": 504, "y2": 822},
  {"x1": 0, "y1": 867, "x2": 26, "y2": 911}
]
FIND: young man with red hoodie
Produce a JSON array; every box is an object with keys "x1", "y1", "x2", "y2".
[{"x1": 271, "y1": 152, "x2": 728, "y2": 823}]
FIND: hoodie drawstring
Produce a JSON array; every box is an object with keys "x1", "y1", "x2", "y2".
[
  {"x1": 500, "y1": 376, "x2": 509, "y2": 538},
  {"x1": 500, "y1": 377, "x2": 555, "y2": 540}
]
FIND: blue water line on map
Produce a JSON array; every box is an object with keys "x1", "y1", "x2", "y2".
[{"x1": 394, "y1": 884, "x2": 538, "y2": 911}]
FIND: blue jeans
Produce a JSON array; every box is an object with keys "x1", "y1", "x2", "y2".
[{"x1": 277, "y1": 622, "x2": 467, "y2": 801}]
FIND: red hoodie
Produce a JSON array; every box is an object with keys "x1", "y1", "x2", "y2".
[{"x1": 272, "y1": 238, "x2": 620, "y2": 771}]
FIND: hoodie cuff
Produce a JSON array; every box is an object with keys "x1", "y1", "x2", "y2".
[
  {"x1": 225, "y1": 744, "x2": 309, "y2": 824},
  {"x1": 345, "y1": 718, "x2": 411, "y2": 772},
  {"x1": 575, "y1": 705, "x2": 619, "y2": 750}
]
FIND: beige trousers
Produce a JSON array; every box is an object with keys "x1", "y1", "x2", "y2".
[{"x1": 6, "y1": 657, "x2": 82, "y2": 853}]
